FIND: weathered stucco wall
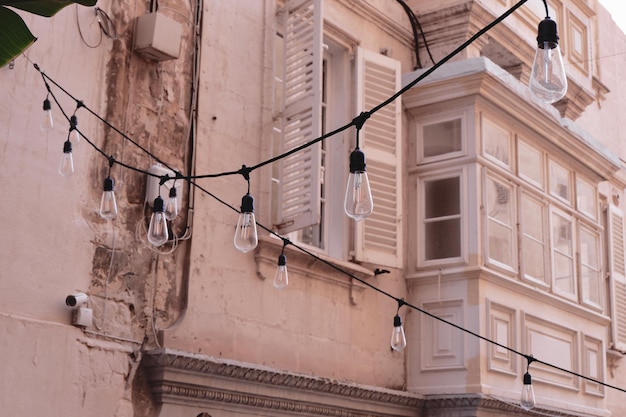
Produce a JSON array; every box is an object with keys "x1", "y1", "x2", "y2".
[{"x1": 0, "y1": 0, "x2": 196, "y2": 415}]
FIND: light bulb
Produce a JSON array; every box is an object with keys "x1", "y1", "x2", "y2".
[
  {"x1": 58, "y1": 140, "x2": 74, "y2": 176},
  {"x1": 164, "y1": 186, "x2": 179, "y2": 220},
  {"x1": 233, "y1": 193, "x2": 258, "y2": 253},
  {"x1": 529, "y1": 17, "x2": 567, "y2": 104},
  {"x1": 273, "y1": 253, "x2": 288, "y2": 289},
  {"x1": 147, "y1": 196, "x2": 169, "y2": 247},
  {"x1": 69, "y1": 115, "x2": 81, "y2": 143},
  {"x1": 99, "y1": 176, "x2": 118, "y2": 220},
  {"x1": 344, "y1": 148, "x2": 373, "y2": 220},
  {"x1": 390, "y1": 314, "x2": 407, "y2": 351},
  {"x1": 41, "y1": 98, "x2": 54, "y2": 130},
  {"x1": 520, "y1": 372, "x2": 536, "y2": 410}
]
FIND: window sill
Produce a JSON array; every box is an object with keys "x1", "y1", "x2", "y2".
[{"x1": 254, "y1": 236, "x2": 374, "y2": 305}]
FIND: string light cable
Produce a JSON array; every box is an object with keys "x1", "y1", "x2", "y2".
[{"x1": 28, "y1": 0, "x2": 626, "y2": 397}]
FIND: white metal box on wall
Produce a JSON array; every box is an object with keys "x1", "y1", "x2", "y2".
[{"x1": 134, "y1": 12, "x2": 182, "y2": 61}]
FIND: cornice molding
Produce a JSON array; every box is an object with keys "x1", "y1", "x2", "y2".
[
  {"x1": 142, "y1": 351, "x2": 607, "y2": 417},
  {"x1": 144, "y1": 349, "x2": 423, "y2": 415}
]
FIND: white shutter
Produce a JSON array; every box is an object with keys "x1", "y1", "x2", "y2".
[
  {"x1": 607, "y1": 204, "x2": 626, "y2": 352},
  {"x1": 353, "y1": 47, "x2": 402, "y2": 268},
  {"x1": 275, "y1": 0, "x2": 323, "y2": 233}
]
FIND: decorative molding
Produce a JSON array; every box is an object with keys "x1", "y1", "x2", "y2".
[
  {"x1": 423, "y1": 394, "x2": 602, "y2": 417},
  {"x1": 143, "y1": 351, "x2": 608, "y2": 417},
  {"x1": 143, "y1": 349, "x2": 422, "y2": 417}
]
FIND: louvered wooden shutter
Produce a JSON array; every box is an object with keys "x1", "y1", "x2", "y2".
[
  {"x1": 353, "y1": 48, "x2": 402, "y2": 268},
  {"x1": 608, "y1": 204, "x2": 626, "y2": 352},
  {"x1": 275, "y1": 0, "x2": 323, "y2": 233}
]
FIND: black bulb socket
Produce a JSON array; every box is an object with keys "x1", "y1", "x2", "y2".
[
  {"x1": 537, "y1": 17, "x2": 559, "y2": 47},
  {"x1": 523, "y1": 372, "x2": 532, "y2": 385},
  {"x1": 349, "y1": 148, "x2": 367, "y2": 173},
  {"x1": 240, "y1": 193, "x2": 254, "y2": 213},
  {"x1": 103, "y1": 176, "x2": 114, "y2": 192},
  {"x1": 169, "y1": 186, "x2": 177, "y2": 198},
  {"x1": 277, "y1": 253, "x2": 287, "y2": 266},
  {"x1": 63, "y1": 140, "x2": 72, "y2": 154},
  {"x1": 153, "y1": 196, "x2": 165, "y2": 213},
  {"x1": 70, "y1": 114, "x2": 78, "y2": 130},
  {"x1": 393, "y1": 314, "x2": 402, "y2": 327},
  {"x1": 43, "y1": 98, "x2": 51, "y2": 111}
]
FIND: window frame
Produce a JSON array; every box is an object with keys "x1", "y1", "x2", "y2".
[
  {"x1": 483, "y1": 171, "x2": 518, "y2": 274},
  {"x1": 417, "y1": 167, "x2": 468, "y2": 267},
  {"x1": 414, "y1": 109, "x2": 468, "y2": 165},
  {"x1": 518, "y1": 190, "x2": 550, "y2": 287}
]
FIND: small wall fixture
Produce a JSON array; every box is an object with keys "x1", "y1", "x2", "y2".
[
  {"x1": 66, "y1": 292, "x2": 93, "y2": 328},
  {"x1": 133, "y1": 12, "x2": 182, "y2": 61}
]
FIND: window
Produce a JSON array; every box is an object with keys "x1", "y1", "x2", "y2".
[
  {"x1": 579, "y1": 224, "x2": 602, "y2": 308},
  {"x1": 483, "y1": 117, "x2": 511, "y2": 169},
  {"x1": 273, "y1": 0, "x2": 402, "y2": 267},
  {"x1": 421, "y1": 173, "x2": 462, "y2": 262},
  {"x1": 549, "y1": 160, "x2": 572, "y2": 204},
  {"x1": 551, "y1": 209, "x2": 576, "y2": 299},
  {"x1": 577, "y1": 178, "x2": 597, "y2": 220},
  {"x1": 421, "y1": 118, "x2": 462, "y2": 160},
  {"x1": 518, "y1": 139, "x2": 544, "y2": 189},
  {"x1": 485, "y1": 174, "x2": 516, "y2": 270},
  {"x1": 520, "y1": 192, "x2": 548, "y2": 285}
]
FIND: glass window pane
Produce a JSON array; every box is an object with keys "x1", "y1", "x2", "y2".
[
  {"x1": 425, "y1": 177, "x2": 460, "y2": 218},
  {"x1": 483, "y1": 118, "x2": 511, "y2": 167},
  {"x1": 552, "y1": 212, "x2": 575, "y2": 296},
  {"x1": 554, "y1": 252, "x2": 574, "y2": 293},
  {"x1": 425, "y1": 219, "x2": 461, "y2": 260},
  {"x1": 550, "y1": 160, "x2": 571, "y2": 203},
  {"x1": 577, "y1": 178, "x2": 597, "y2": 220},
  {"x1": 524, "y1": 240, "x2": 545, "y2": 281},
  {"x1": 487, "y1": 178, "x2": 512, "y2": 224},
  {"x1": 521, "y1": 195, "x2": 546, "y2": 283},
  {"x1": 423, "y1": 119, "x2": 462, "y2": 157},
  {"x1": 580, "y1": 227, "x2": 601, "y2": 306},
  {"x1": 518, "y1": 140, "x2": 544, "y2": 188},
  {"x1": 486, "y1": 177, "x2": 514, "y2": 267},
  {"x1": 552, "y1": 214, "x2": 573, "y2": 255},
  {"x1": 489, "y1": 222, "x2": 513, "y2": 266}
]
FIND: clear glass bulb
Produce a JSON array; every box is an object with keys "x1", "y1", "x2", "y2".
[
  {"x1": 234, "y1": 212, "x2": 258, "y2": 253},
  {"x1": 69, "y1": 115, "x2": 81, "y2": 143},
  {"x1": 390, "y1": 314, "x2": 407, "y2": 351},
  {"x1": 520, "y1": 373, "x2": 536, "y2": 410},
  {"x1": 529, "y1": 18, "x2": 567, "y2": 104},
  {"x1": 345, "y1": 148, "x2": 373, "y2": 220},
  {"x1": 148, "y1": 196, "x2": 169, "y2": 247},
  {"x1": 58, "y1": 140, "x2": 74, "y2": 176},
  {"x1": 41, "y1": 98, "x2": 54, "y2": 131},
  {"x1": 234, "y1": 193, "x2": 258, "y2": 253},
  {"x1": 344, "y1": 171, "x2": 373, "y2": 220},
  {"x1": 273, "y1": 254, "x2": 288, "y2": 289},
  {"x1": 99, "y1": 177, "x2": 118, "y2": 220},
  {"x1": 164, "y1": 187, "x2": 179, "y2": 220}
]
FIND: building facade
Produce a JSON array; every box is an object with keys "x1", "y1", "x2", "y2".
[{"x1": 1, "y1": 0, "x2": 626, "y2": 416}]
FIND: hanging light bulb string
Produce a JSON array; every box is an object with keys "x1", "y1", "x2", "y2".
[
  {"x1": 35, "y1": 82, "x2": 626, "y2": 397},
  {"x1": 26, "y1": 1, "x2": 626, "y2": 396}
]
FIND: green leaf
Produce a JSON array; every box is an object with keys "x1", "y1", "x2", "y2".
[
  {"x1": 0, "y1": 0, "x2": 97, "y2": 18},
  {"x1": 0, "y1": 6, "x2": 36, "y2": 68}
]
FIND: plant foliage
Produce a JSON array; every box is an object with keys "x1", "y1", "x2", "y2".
[{"x1": 0, "y1": 0, "x2": 98, "y2": 68}]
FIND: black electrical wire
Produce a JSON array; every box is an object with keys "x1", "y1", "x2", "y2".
[
  {"x1": 31, "y1": 0, "x2": 626, "y2": 396},
  {"x1": 394, "y1": 0, "x2": 423, "y2": 69}
]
